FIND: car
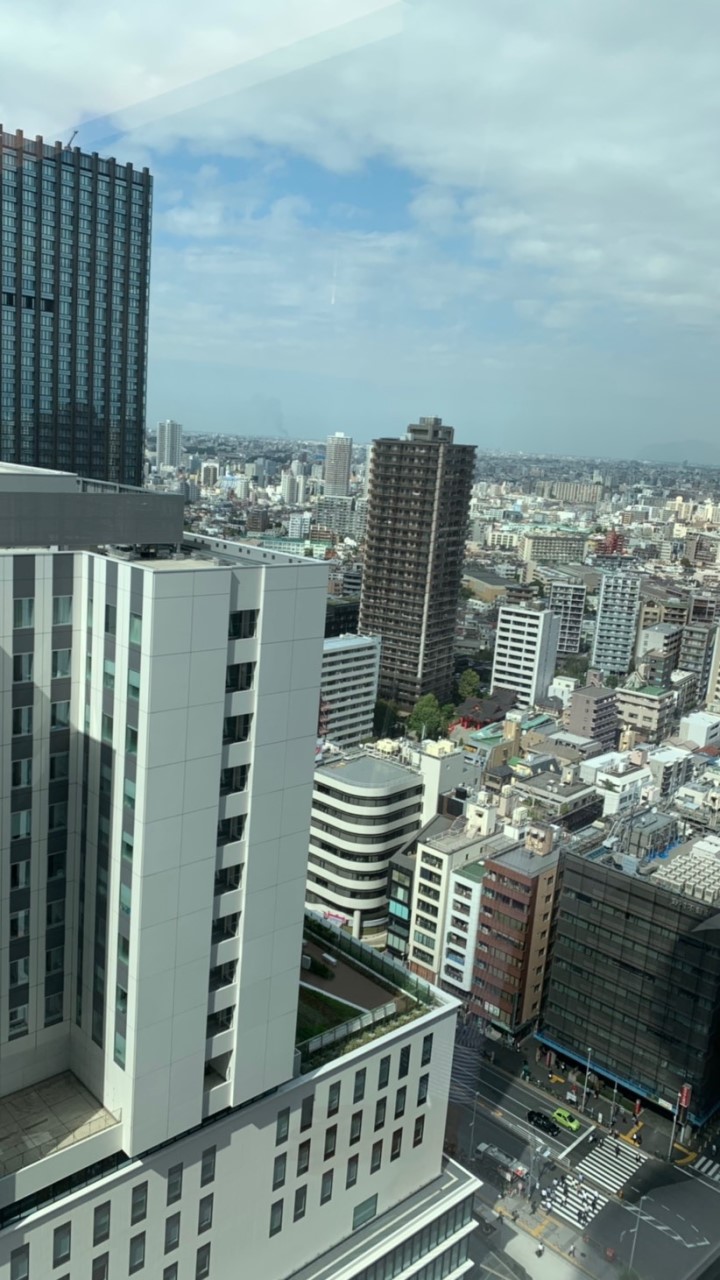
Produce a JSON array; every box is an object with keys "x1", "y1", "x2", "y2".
[
  {"x1": 527, "y1": 1110, "x2": 561, "y2": 1138},
  {"x1": 552, "y1": 1107, "x2": 581, "y2": 1133}
]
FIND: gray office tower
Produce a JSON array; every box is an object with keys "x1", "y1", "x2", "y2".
[{"x1": 0, "y1": 126, "x2": 152, "y2": 485}]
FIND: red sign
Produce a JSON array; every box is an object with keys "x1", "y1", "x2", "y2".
[
  {"x1": 679, "y1": 1084, "x2": 692, "y2": 1109},
  {"x1": 634, "y1": 1099, "x2": 642, "y2": 1117}
]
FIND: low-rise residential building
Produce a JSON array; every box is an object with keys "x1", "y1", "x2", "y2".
[
  {"x1": 647, "y1": 744, "x2": 695, "y2": 797},
  {"x1": 565, "y1": 685, "x2": 618, "y2": 749},
  {"x1": 510, "y1": 763, "x2": 603, "y2": 830},
  {"x1": 616, "y1": 683, "x2": 677, "y2": 745},
  {"x1": 679, "y1": 711, "x2": 720, "y2": 749},
  {"x1": 580, "y1": 750, "x2": 654, "y2": 817},
  {"x1": 440, "y1": 861, "x2": 486, "y2": 1001},
  {"x1": 320, "y1": 634, "x2": 381, "y2": 748}
]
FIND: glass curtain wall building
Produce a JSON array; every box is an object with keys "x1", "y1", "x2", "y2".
[{"x1": 0, "y1": 126, "x2": 151, "y2": 485}]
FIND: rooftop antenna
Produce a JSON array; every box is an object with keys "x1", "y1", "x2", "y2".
[{"x1": 65, "y1": 130, "x2": 78, "y2": 150}]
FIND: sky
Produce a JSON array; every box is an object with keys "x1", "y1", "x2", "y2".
[{"x1": 2, "y1": 0, "x2": 720, "y2": 456}]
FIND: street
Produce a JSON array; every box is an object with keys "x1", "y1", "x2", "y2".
[{"x1": 449, "y1": 1028, "x2": 720, "y2": 1280}]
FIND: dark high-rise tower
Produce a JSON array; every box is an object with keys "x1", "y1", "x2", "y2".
[
  {"x1": 0, "y1": 126, "x2": 152, "y2": 485},
  {"x1": 359, "y1": 416, "x2": 475, "y2": 708}
]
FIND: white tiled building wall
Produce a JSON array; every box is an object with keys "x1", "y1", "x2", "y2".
[{"x1": 320, "y1": 636, "x2": 381, "y2": 749}]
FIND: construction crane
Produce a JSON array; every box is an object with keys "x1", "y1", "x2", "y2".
[{"x1": 64, "y1": 130, "x2": 78, "y2": 151}]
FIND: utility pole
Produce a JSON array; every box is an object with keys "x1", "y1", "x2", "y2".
[
  {"x1": 581, "y1": 1046, "x2": 592, "y2": 1113},
  {"x1": 470, "y1": 1091, "x2": 479, "y2": 1156},
  {"x1": 611, "y1": 1078, "x2": 618, "y2": 1126}
]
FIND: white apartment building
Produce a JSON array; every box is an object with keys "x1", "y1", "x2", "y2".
[
  {"x1": 440, "y1": 861, "x2": 485, "y2": 999},
  {"x1": 591, "y1": 572, "x2": 641, "y2": 677},
  {"x1": 307, "y1": 752, "x2": 424, "y2": 938},
  {"x1": 324, "y1": 433, "x2": 353, "y2": 497},
  {"x1": 0, "y1": 466, "x2": 478, "y2": 1280},
  {"x1": 156, "y1": 419, "x2": 183, "y2": 470},
  {"x1": 547, "y1": 580, "x2": 586, "y2": 654},
  {"x1": 491, "y1": 605, "x2": 560, "y2": 709},
  {"x1": 320, "y1": 635, "x2": 381, "y2": 749}
]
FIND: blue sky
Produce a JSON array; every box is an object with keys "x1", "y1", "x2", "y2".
[{"x1": 2, "y1": 0, "x2": 720, "y2": 455}]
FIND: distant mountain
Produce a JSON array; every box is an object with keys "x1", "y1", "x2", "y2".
[{"x1": 641, "y1": 439, "x2": 720, "y2": 465}]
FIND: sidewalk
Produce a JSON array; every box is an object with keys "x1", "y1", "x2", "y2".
[{"x1": 494, "y1": 1194, "x2": 620, "y2": 1280}]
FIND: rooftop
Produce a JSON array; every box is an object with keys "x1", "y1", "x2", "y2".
[
  {"x1": 315, "y1": 751, "x2": 419, "y2": 791},
  {"x1": 491, "y1": 843, "x2": 560, "y2": 877},
  {"x1": 0, "y1": 1072, "x2": 119, "y2": 1179},
  {"x1": 571, "y1": 685, "x2": 617, "y2": 701}
]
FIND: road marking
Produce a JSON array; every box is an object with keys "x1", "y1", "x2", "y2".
[{"x1": 564, "y1": 1127, "x2": 590, "y2": 1158}]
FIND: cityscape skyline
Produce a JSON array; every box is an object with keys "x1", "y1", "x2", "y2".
[{"x1": 2, "y1": 1, "x2": 719, "y2": 459}]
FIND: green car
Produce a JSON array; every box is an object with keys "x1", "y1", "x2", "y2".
[{"x1": 552, "y1": 1107, "x2": 581, "y2": 1133}]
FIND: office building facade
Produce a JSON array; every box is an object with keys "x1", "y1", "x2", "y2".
[
  {"x1": 591, "y1": 573, "x2": 641, "y2": 677},
  {"x1": 320, "y1": 634, "x2": 381, "y2": 748},
  {"x1": 565, "y1": 685, "x2": 618, "y2": 749},
  {"x1": 491, "y1": 605, "x2": 560, "y2": 709},
  {"x1": 156, "y1": 418, "x2": 183, "y2": 470},
  {"x1": 324, "y1": 432, "x2": 353, "y2": 497},
  {"x1": 0, "y1": 465, "x2": 479, "y2": 1279},
  {"x1": 359, "y1": 418, "x2": 475, "y2": 708},
  {"x1": 0, "y1": 127, "x2": 152, "y2": 485}
]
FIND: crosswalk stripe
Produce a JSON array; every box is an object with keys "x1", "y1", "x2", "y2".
[
  {"x1": 696, "y1": 1158, "x2": 720, "y2": 1179},
  {"x1": 542, "y1": 1183, "x2": 607, "y2": 1228},
  {"x1": 573, "y1": 1136, "x2": 648, "y2": 1197}
]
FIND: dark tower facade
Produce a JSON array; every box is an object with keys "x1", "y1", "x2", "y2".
[
  {"x1": 359, "y1": 417, "x2": 475, "y2": 709},
  {"x1": 0, "y1": 126, "x2": 152, "y2": 486}
]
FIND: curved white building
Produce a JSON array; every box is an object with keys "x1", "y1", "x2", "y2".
[{"x1": 307, "y1": 753, "x2": 424, "y2": 938}]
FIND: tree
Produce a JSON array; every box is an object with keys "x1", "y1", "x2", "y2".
[
  {"x1": 458, "y1": 669, "x2": 480, "y2": 701},
  {"x1": 373, "y1": 699, "x2": 399, "y2": 738},
  {"x1": 407, "y1": 694, "x2": 453, "y2": 740}
]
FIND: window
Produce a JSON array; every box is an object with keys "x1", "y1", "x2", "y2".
[
  {"x1": 126, "y1": 724, "x2": 138, "y2": 755},
  {"x1": 53, "y1": 1223, "x2": 71, "y2": 1267},
  {"x1": 417, "y1": 1074, "x2": 429, "y2": 1106},
  {"x1": 11, "y1": 758, "x2": 32, "y2": 788},
  {"x1": 378, "y1": 1055, "x2": 390, "y2": 1090},
  {"x1": 129, "y1": 1232, "x2": 145, "y2": 1273},
  {"x1": 346, "y1": 1154, "x2": 359, "y2": 1188},
  {"x1": 13, "y1": 653, "x2": 33, "y2": 682},
  {"x1": 128, "y1": 668, "x2": 141, "y2": 701},
  {"x1": 293, "y1": 1185, "x2": 307, "y2": 1221},
  {"x1": 129, "y1": 612, "x2": 142, "y2": 645},
  {"x1": 52, "y1": 649, "x2": 71, "y2": 679},
  {"x1": 51, "y1": 700, "x2": 70, "y2": 729},
  {"x1": 270, "y1": 1150, "x2": 287, "y2": 1191},
  {"x1": 10, "y1": 860, "x2": 30, "y2": 890},
  {"x1": 167, "y1": 1164, "x2": 183, "y2": 1205},
  {"x1": 327, "y1": 1080, "x2": 341, "y2": 1117},
  {"x1": 92, "y1": 1256, "x2": 109, "y2": 1280},
  {"x1": 353, "y1": 1068, "x2": 367, "y2": 1103},
  {"x1": 324, "y1": 1125, "x2": 337, "y2": 1159},
  {"x1": 200, "y1": 1146, "x2": 216, "y2": 1186},
  {"x1": 131, "y1": 1182, "x2": 148, "y2": 1224},
  {"x1": 164, "y1": 1214, "x2": 180, "y2": 1253},
  {"x1": 48, "y1": 852, "x2": 66, "y2": 880},
  {"x1": 320, "y1": 1169, "x2": 333, "y2": 1205},
  {"x1": 196, "y1": 1245, "x2": 211, "y2": 1279},
  {"x1": 53, "y1": 595, "x2": 72, "y2": 625},
  {"x1": 13, "y1": 598, "x2": 34, "y2": 629},
  {"x1": 391, "y1": 1129, "x2": 402, "y2": 1161},
  {"x1": 374, "y1": 1098, "x2": 386, "y2": 1131},
  {"x1": 10, "y1": 909, "x2": 29, "y2": 937},
  {"x1": 422, "y1": 1033, "x2": 433, "y2": 1066},
  {"x1": 350, "y1": 1112, "x2": 362, "y2": 1144},
  {"x1": 10, "y1": 1246, "x2": 29, "y2": 1280},
  {"x1": 353, "y1": 1194, "x2": 378, "y2": 1231},
  {"x1": 50, "y1": 751, "x2": 69, "y2": 779},
  {"x1": 163, "y1": 1267, "x2": 178, "y2": 1280},
  {"x1": 300, "y1": 1094, "x2": 314, "y2": 1132},
  {"x1": 103, "y1": 658, "x2": 115, "y2": 690},
  {"x1": 399, "y1": 1045, "x2": 411, "y2": 1078},
  {"x1": 198, "y1": 1194, "x2": 213, "y2": 1233},
  {"x1": 228, "y1": 609, "x2": 257, "y2": 639},
  {"x1": 93, "y1": 1202, "x2": 111, "y2": 1246},
  {"x1": 395, "y1": 1087, "x2": 406, "y2": 1120},
  {"x1": 11, "y1": 810, "x2": 31, "y2": 841},
  {"x1": 49, "y1": 801, "x2": 68, "y2": 831},
  {"x1": 124, "y1": 777, "x2": 136, "y2": 812},
  {"x1": 104, "y1": 603, "x2": 116, "y2": 635},
  {"x1": 269, "y1": 1200, "x2": 283, "y2": 1237},
  {"x1": 413, "y1": 1115, "x2": 425, "y2": 1148},
  {"x1": 9, "y1": 1005, "x2": 28, "y2": 1038},
  {"x1": 12, "y1": 706, "x2": 32, "y2": 735},
  {"x1": 276, "y1": 1108, "x2": 290, "y2": 1145},
  {"x1": 297, "y1": 1140, "x2": 310, "y2": 1176},
  {"x1": 371, "y1": 1140, "x2": 382, "y2": 1174},
  {"x1": 10, "y1": 958, "x2": 30, "y2": 987},
  {"x1": 101, "y1": 713, "x2": 113, "y2": 744}
]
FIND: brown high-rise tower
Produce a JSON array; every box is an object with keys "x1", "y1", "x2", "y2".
[{"x1": 359, "y1": 417, "x2": 475, "y2": 709}]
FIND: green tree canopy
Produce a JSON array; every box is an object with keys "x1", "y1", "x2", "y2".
[
  {"x1": 407, "y1": 694, "x2": 454, "y2": 740},
  {"x1": 458, "y1": 669, "x2": 480, "y2": 701},
  {"x1": 373, "y1": 698, "x2": 399, "y2": 738}
]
